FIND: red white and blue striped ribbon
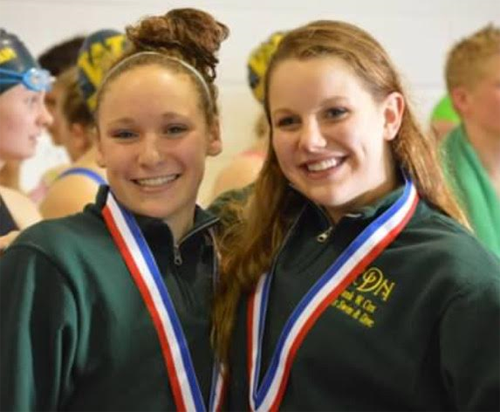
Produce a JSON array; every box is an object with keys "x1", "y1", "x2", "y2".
[
  {"x1": 248, "y1": 178, "x2": 419, "y2": 412},
  {"x1": 102, "y1": 191, "x2": 224, "y2": 412}
]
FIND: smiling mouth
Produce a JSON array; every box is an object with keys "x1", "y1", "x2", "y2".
[
  {"x1": 133, "y1": 174, "x2": 180, "y2": 187},
  {"x1": 306, "y1": 157, "x2": 346, "y2": 172}
]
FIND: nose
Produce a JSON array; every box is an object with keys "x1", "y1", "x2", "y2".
[
  {"x1": 138, "y1": 134, "x2": 164, "y2": 167},
  {"x1": 298, "y1": 118, "x2": 327, "y2": 152}
]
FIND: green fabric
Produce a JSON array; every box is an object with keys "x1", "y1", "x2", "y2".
[
  {"x1": 0, "y1": 186, "x2": 219, "y2": 411},
  {"x1": 219, "y1": 187, "x2": 500, "y2": 411},
  {"x1": 431, "y1": 95, "x2": 460, "y2": 123},
  {"x1": 442, "y1": 126, "x2": 500, "y2": 257}
]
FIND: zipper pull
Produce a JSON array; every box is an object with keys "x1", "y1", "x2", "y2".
[
  {"x1": 316, "y1": 226, "x2": 333, "y2": 243},
  {"x1": 173, "y1": 244, "x2": 182, "y2": 266}
]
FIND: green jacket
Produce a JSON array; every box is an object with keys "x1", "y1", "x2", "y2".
[
  {"x1": 215, "y1": 186, "x2": 500, "y2": 411},
  {"x1": 0, "y1": 186, "x2": 219, "y2": 411}
]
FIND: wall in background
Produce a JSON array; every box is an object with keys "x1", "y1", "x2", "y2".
[{"x1": 1, "y1": 0, "x2": 499, "y2": 204}]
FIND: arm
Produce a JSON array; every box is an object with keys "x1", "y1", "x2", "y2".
[
  {"x1": 0, "y1": 244, "x2": 78, "y2": 411},
  {"x1": 0, "y1": 185, "x2": 41, "y2": 228}
]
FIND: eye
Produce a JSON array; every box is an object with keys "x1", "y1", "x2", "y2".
[
  {"x1": 324, "y1": 107, "x2": 348, "y2": 119},
  {"x1": 164, "y1": 124, "x2": 188, "y2": 137},
  {"x1": 25, "y1": 94, "x2": 38, "y2": 107},
  {"x1": 275, "y1": 115, "x2": 300, "y2": 129},
  {"x1": 110, "y1": 129, "x2": 137, "y2": 139}
]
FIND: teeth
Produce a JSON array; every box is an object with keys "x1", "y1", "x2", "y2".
[
  {"x1": 136, "y1": 175, "x2": 177, "y2": 186},
  {"x1": 307, "y1": 158, "x2": 342, "y2": 172}
]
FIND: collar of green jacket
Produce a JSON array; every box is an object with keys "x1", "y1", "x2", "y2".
[
  {"x1": 296, "y1": 183, "x2": 408, "y2": 227},
  {"x1": 93, "y1": 185, "x2": 219, "y2": 248}
]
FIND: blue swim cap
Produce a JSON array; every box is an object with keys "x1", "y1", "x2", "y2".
[
  {"x1": 0, "y1": 29, "x2": 51, "y2": 94},
  {"x1": 77, "y1": 29, "x2": 128, "y2": 112}
]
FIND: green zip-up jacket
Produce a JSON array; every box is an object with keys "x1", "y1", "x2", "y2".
[
  {"x1": 217, "y1": 186, "x2": 500, "y2": 411},
  {"x1": 0, "y1": 186, "x2": 219, "y2": 411}
]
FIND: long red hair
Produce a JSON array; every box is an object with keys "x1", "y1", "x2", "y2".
[{"x1": 213, "y1": 20, "x2": 468, "y2": 366}]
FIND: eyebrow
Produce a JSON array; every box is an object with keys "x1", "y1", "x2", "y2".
[
  {"x1": 272, "y1": 96, "x2": 350, "y2": 115},
  {"x1": 106, "y1": 112, "x2": 188, "y2": 126}
]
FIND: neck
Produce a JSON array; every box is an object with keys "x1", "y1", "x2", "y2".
[
  {"x1": 463, "y1": 122, "x2": 500, "y2": 178},
  {"x1": 327, "y1": 167, "x2": 400, "y2": 224},
  {"x1": 164, "y1": 204, "x2": 197, "y2": 244},
  {"x1": 75, "y1": 146, "x2": 102, "y2": 169}
]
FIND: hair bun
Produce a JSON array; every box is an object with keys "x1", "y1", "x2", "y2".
[{"x1": 126, "y1": 8, "x2": 229, "y2": 81}]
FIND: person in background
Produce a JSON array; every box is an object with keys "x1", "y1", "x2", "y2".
[
  {"x1": 429, "y1": 94, "x2": 460, "y2": 141},
  {"x1": 27, "y1": 36, "x2": 91, "y2": 203},
  {"x1": 0, "y1": 29, "x2": 52, "y2": 250},
  {"x1": 38, "y1": 35, "x2": 85, "y2": 147},
  {"x1": 0, "y1": 36, "x2": 84, "y2": 193},
  {"x1": 212, "y1": 20, "x2": 500, "y2": 411},
  {"x1": 39, "y1": 30, "x2": 127, "y2": 219},
  {"x1": 211, "y1": 32, "x2": 284, "y2": 199},
  {"x1": 0, "y1": 8, "x2": 227, "y2": 410},
  {"x1": 441, "y1": 24, "x2": 500, "y2": 258}
]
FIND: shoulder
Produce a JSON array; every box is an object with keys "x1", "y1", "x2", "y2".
[
  {"x1": 407, "y1": 206, "x2": 500, "y2": 285},
  {"x1": 0, "y1": 185, "x2": 41, "y2": 229},
  {"x1": 209, "y1": 185, "x2": 252, "y2": 215},
  {"x1": 14, "y1": 206, "x2": 101, "y2": 249},
  {"x1": 39, "y1": 173, "x2": 102, "y2": 219},
  {"x1": 42, "y1": 163, "x2": 71, "y2": 185}
]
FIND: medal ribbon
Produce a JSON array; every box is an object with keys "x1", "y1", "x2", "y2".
[
  {"x1": 248, "y1": 178, "x2": 418, "y2": 412},
  {"x1": 102, "y1": 191, "x2": 224, "y2": 411}
]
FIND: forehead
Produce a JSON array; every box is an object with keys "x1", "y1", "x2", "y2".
[
  {"x1": 110, "y1": 63, "x2": 197, "y2": 91},
  {"x1": 106, "y1": 65, "x2": 198, "y2": 102},
  {"x1": 98, "y1": 64, "x2": 204, "y2": 119},
  {"x1": 0, "y1": 82, "x2": 35, "y2": 102},
  {"x1": 481, "y1": 54, "x2": 500, "y2": 77},
  {"x1": 268, "y1": 57, "x2": 367, "y2": 107},
  {"x1": 464, "y1": 54, "x2": 500, "y2": 89}
]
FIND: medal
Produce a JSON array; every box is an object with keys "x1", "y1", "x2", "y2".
[
  {"x1": 248, "y1": 178, "x2": 418, "y2": 411},
  {"x1": 103, "y1": 191, "x2": 224, "y2": 411}
]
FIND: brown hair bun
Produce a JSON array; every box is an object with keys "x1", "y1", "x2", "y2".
[{"x1": 126, "y1": 8, "x2": 229, "y2": 81}]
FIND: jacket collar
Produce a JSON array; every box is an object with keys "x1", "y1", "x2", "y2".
[
  {"x1": 293, "y1": 183, "x2": 410, "y2": 228},
  {"x1": 93, "y1": 185, "x2": 219, "y2": 245}
]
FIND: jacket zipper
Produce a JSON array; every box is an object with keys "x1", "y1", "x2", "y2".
[
  {"x1": 172, "y1": 217, "x2": 219, "y2": 267},
  {"x1": 173, "y1": 244, "x2": 182, "y2": 266},
  {"x1": 316, "y1": 226, "x2": 333, "y2": 243}
]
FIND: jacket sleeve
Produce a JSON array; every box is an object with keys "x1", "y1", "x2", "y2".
[
  {"x1": 440, "y1": 273, "x2": 500, "y2": 411},
  {"x1": 0, "y1": 243, "x2": 78, "y2": 411}
]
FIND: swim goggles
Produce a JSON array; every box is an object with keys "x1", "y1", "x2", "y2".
[{"x1": 0, "y1": 67, "x2": 52, "y2": 92}]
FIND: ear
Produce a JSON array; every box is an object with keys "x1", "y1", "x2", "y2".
[
  {"x1": 449, "y1": 87, "x2": 468, "y2": 116},
  {"x1": 382, "y1": 92, "x2": 405, "y2": 141},
  {"x1": 206, "y1": 119, "x2": 222, "y2": 157}
]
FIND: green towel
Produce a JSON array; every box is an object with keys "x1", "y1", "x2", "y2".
[{"x1": 442, "y1": 126, "x2": 500, "y2": 257}]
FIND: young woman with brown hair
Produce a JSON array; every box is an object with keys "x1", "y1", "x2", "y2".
[
  {"x1": 1, "y1": 9, "x2": 228, "y2": 411},
  {"x1": 213, "y1": 20, "x2": 500, "y2": 411}
]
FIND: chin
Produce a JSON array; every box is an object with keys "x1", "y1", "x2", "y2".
[
  {"x1": 137, "y1": 207, "x2": 174, "y2": 220},
  {"x1": 11, "y1": 151, "x2": 35, "y2": 161}
]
